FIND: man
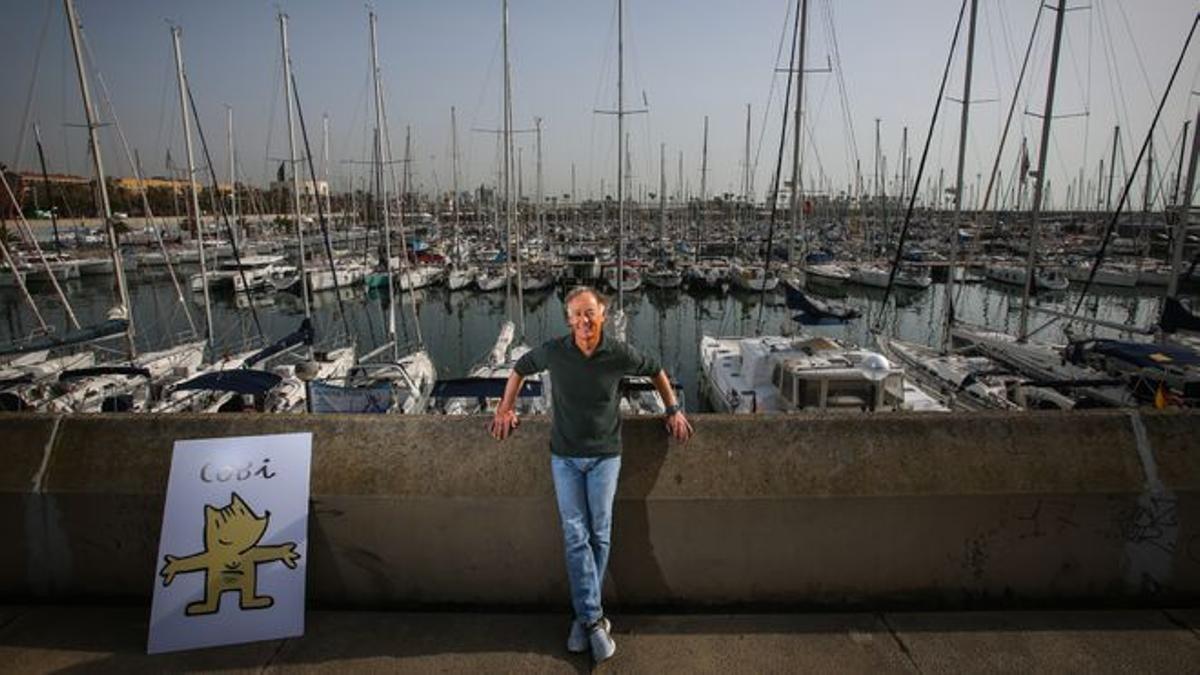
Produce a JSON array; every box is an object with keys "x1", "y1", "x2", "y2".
[{"x1": 490, "y1": 285, "x2": 693, "y2": 664}]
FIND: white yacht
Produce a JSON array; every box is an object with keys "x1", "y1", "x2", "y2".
[
  {"x1": 1063, "y1": 261, "x2": 1137, "y2": 287},
  {"x1": 189, "y1": 254, "x2": 287, "y2": 293},
  {"x1": 700, "y1": 334, "x2": 947, "y2": 414},
  {"x1": 685, "y1": 257, "x2": 731, "y2": 291},
  {"x1": 876, "y1": 335, "x2": 1074, "y2": 411},
  {"x1": 603, "y1": 264, "x2": 642, "y2": 293},
  {"x1": 730, "y1": 261, "x2": 779, "y2": 292},
  {"x1": 985, "y1": 262, "x2": 1069, "y2": 291},
  {"x1": 950, "y1": 324, "x2": 1136, "y2": 408}
]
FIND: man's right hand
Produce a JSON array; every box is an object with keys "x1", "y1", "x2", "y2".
[{"x1": 490, "y1": 408, "x2": 519, "y2": 440}]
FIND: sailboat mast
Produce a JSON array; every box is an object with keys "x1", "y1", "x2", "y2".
[
  {"x1": 699, "y1": 115, "x2": 708, "y2": 264},
  {"x1": 1106, "y1": 126, "x2": 1119, "y2": 212},
  {"x1": 501, "y1": 0, "x2": 523, "y2": 334},
  {"x1": 535, "y1": 116, "x2": 543, "y2": 245},
  {"x1": 743, "y1": 104, "x2": 751, "y2": 202},
  {"x1": 65, "y1": 0, "x2": 135, "y2": 358},
  {"x1": 451, "y1": 106, "x2": 461, "y2": 266},
  {"x1": 33, "y1": 124, "x2": 63, "y2": 254},
  {"x1": 1168, "y1": 110, "x2": 1200, "y2": 300},
  {"x1": 1018, "y1": 0, "x2": 1067, "y2": 342},
  {"x1": 942, "y1": 0, "x2": 978, "y2": 352},
  {"x1": 401, "y1": 125, "x2": 424, "y2": 346},
  {"x1": 790, "y1": 0, "x2": 808, "y2": 265},
  {"x1": 171, "y1": 25, "x2": 213, "y2": 349},
  {"x1": 280, "y1": 12, "x2": 312, "y2": 329},
  {"x1": 322, "y1": 114, "x2": 333, "y2": 224},
  {"x1": 227, "y1": 106, "x2": 239, "y2": 247},
  {"x1": 369, "y1": 10, "x2": 398, "y2": 360},
  {"x1": 616, "y1": 0, "x2": 626, "y2": 311},
  {"x1": 659, "y1": 142, "x2": 667, "y2": 245}
]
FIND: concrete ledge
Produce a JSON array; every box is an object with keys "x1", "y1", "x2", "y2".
[{"x1": 1, "y1": 410, "x2": 1198, "y2": 608}]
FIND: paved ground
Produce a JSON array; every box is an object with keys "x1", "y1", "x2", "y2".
[{"x1": 0, "y1": 606, "x2": 1197, "y2": 673}]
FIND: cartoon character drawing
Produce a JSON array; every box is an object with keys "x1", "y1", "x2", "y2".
[{"x1": 160, "y1": 492, "x2": 300, "y2": 616}]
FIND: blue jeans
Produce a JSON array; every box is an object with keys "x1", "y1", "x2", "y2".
[{"x1": 551, "y1": 454, "x2": 621, "y2": 626}]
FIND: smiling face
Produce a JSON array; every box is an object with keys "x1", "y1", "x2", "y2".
[
  {"x1": 203, "y1": 492, "x2": 268, "y2": 554},
  {"x1": 566, "y1": 289, "x2": 606, "y2": 347}
]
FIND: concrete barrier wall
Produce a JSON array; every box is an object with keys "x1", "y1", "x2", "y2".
[{"x1": 2, "y1": 410, "x2": 1197, "y2": 609}]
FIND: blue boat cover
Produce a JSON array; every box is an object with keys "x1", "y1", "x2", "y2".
[
  {"x1": 309, "y1": 381, "x2": 393, "y2": 413},
  {"x1": 1160, "y1": 297, "x2": 1200, "y2": 334},
  {"x1": 1078, "y1": 339, "x2": 1200, "y2": 370},
  {"x1": 0, "y1": 319, "x2": 128, "y2": 357},
  {"x1": 431, "y1": 377, "x2": 542, "y2": 399},
  {"x1": 242, "y1": 319, "x2": 314, "y2": 369},
  {"x1": 59, "y1": 366, "x2": 150, "y2": 382},
  {"x1": 174, "y1": 369, "x2": 283, "y2": 395}
]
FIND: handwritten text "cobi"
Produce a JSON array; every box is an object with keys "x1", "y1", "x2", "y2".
[{"x1": 199, "y1": 458, "x2": 277, "y2": 483}]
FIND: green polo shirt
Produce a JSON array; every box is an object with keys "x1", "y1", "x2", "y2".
[{"x1": 514, "y1": 331, "x2": 662, "y2": 457}]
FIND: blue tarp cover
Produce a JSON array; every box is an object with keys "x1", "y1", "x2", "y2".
[
  {"x1": 59, "y1": 366, "x2": 150, "y2": 381},
  {"x1": 242, "y1": 319, "x2": 314, "y2": 368},
  {"x1": 431, "y1": 377, "x2": 542, "y2": 399},
  {"x1": 174, "y1": 369, "x2": 282, "y2": 395},
  {"x1": 1084, "y1": 339, "x2": 1200, "y2": 369}
]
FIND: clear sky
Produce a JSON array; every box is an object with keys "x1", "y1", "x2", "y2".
[{"x1": 2, "y1": 0, "x2": 1197, "y2": 210}]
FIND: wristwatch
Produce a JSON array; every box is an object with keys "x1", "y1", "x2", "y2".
[{"x1": 663, "y1": 403, "x2": 681, "y2": 416}]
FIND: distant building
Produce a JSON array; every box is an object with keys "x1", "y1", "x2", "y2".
[
  {"x1": 111, "y1": 177, "x2": 233, "y2": 194},
  {"x1": 270, "y1": 179, "x2": 328, "y2": 199},
  {"x1": 1, "y1": 170, "x2": 92, "y2": 219}
]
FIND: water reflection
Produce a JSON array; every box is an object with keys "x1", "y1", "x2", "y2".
[{"x1": 0, "y1": 267, "x2": 1193, "y2": 411}]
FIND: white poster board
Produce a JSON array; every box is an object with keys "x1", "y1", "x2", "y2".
[{"x1": 148, "y1": 432, "x2": 312, "y2": 654}]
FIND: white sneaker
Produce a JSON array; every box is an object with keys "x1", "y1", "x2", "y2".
[
  {"x1": 588, "y1": 617, "x2": 616, "y2": 663},
  {"x1": 568, "y1": 616, "x2": 607, "y2": 653}
]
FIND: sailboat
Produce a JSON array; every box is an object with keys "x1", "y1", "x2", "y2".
[
  {"x1": 260, "y1": 10, "x2": 357, "y2": 413},
  {"x1": 312, "y1": 10, "x2": 436, "y2": 415},
  {"x1": 872, "y1": 0, "x2": 1065, "y2": 412},
  {"x1": 699, "y1": 0, "x2": 945, "y2": 415},
  {"x1": 445, "y1": 106, "x2": 478, "y2": 291},
  {"x1": 428, "y1": 0, "x2": 542, "y2": 416},
  {"x1": 38, "y1": 4, "x2": 206, "y2": 413}
]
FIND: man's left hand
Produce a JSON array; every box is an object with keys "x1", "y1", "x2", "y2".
[{"x1": 664, "y1": 410, "x2": 693, "y2": 443}]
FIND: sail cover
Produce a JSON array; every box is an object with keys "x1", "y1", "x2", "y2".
[
  {"x1": 174, "y1": 369, "x2": 282, "y2": 395},
  {"x1": 431, "y1": 377, "x2": 542, "y2": 399},
  {"x1": 242, "y1": 319, "x2": 314, "y2": 369}
]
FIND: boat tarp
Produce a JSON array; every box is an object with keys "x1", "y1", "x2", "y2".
[
  {"x1": 619, "y1": 377, "x2": 683, "y2": 395},
  {"x1": 174, "y1": 369, "x2": 283, "y2": 395},
  {"x1": 59, "y1": 366, "x2": 151, "y2": 382},
  {"x1": 1072, "y1": 339, "x2": 1200, "y2": 370},
  {"x1": 309, "y1": 381, "x2": 392, "y2": 414},
  {"x1": 1160, "y1": 297, "x2": 1200, "y2": 334},
  {"x1": 0, "y1": 373, "x2": 34, "y2": 388},
  {"x1": 0, "y1": 319, "x2": 128, "y2": 357},
  {"x1": 242, "y1": 319, "x2": 314, "y2": 369},
  {"x1": 431, "y1": 377, "x2": 542, "y2": 399}
]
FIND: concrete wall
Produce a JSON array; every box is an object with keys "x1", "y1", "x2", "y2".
[{"x1": 2, "y1": 410, "x2": 1197, "y2": 609}]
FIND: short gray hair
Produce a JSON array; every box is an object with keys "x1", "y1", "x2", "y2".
[{"x1": 564, "y1": 286, "x2": 608, "y2": 314}]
